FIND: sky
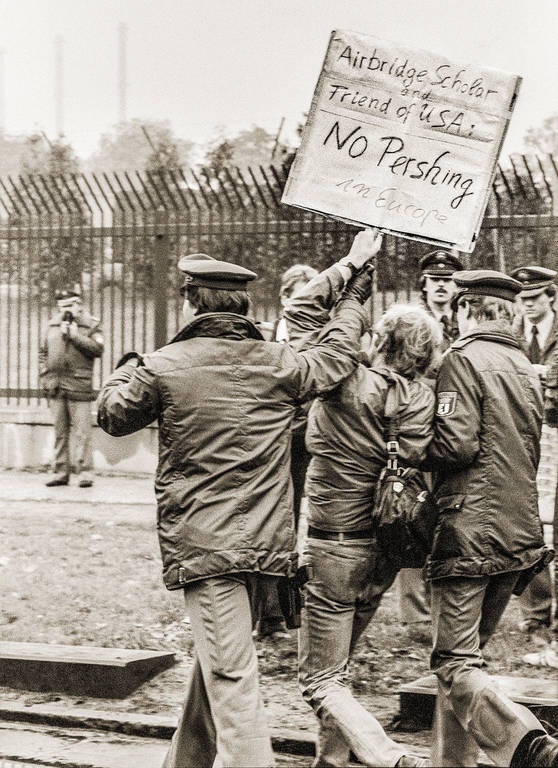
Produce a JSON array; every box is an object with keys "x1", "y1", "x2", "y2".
[{"x1": 0, "y1": 0, "x2": 556, "y2": 160}]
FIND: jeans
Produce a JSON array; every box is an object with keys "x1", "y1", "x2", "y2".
[
  {"x1": 163, "y1": 575, "x2": 274, "y2": 768},
  {"x1": 396, "y1": 568, "x2": 431, "y2": 625},
  {"x1": 299, "y1": 536, "x2": 407, "y2": 767},
  {"x1": 431, "y1": 573, "x2": 545, "y2": 767}
]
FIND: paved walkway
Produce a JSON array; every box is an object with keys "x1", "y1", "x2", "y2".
[{"x1": 0, "y1": 470, "x2": 155, "y2": 507}]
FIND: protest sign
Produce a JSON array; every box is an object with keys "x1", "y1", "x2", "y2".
[{"x1": 282, "y1": 30, "x2": 521, "y2": 252}]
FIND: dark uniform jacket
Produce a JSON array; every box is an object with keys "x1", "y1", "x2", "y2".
[
  {"x1": 287, "y1": 265, "x2": 435, "y2": 532},
  {"x1": 39, "y1": 312, "x2": 104, "y2": 402},
  {"x1": 96, "y1": 297, "x2": 367, "y2": 590},
  {"x1": 423, "y1": 321, "x2": 550, "y2": 583},
  {"x1": 512, "y1": 311, "x2": 558, "y2": 365}
]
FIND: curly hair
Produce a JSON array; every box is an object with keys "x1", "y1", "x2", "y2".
[
  {"x1": 280, "y1": 264, "x2": 319, "y2": 300},
  {"x1": 374, "y1": 304, "x2": 443, "y2": 378},
  {"x1": 458, "y1": 294, "x2": 514, "y2": 324}
]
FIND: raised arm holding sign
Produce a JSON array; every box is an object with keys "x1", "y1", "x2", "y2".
[{"x1": 282, "y1": 30, "x2": 521, "y2": 252}]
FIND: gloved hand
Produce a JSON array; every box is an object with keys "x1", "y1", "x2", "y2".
[
  {"x1": 338, "y1": 228, "x2": 382, "y2": 272},
  {"x1": 340, "y1": 263, "x2": 375, "y2": 305},
  {"x1": 115, "y1": 351, "x2": 145, "y2": 369}
]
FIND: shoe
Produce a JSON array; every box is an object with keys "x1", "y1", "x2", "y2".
[
  {"x1": 406, "y1": 622, "x2": 432, "y2": 645},
  {"x1": 523, "y1": 641, "x2": 558, "y2": 669},
  {"x1": 254, "y1": 619, "x2": 290, "y2": 641},
  {"x1": 45, "y1": 473, "x2": 69, "y2": 487},
  {"x1": 395, "y1": 755, "x2": 430, "y2": 767},
  {"x1": 511, "y1": 731, "x2": 558, "y2": 767},
  {"x1": 262, "y1": 628, "x2": 291, "y2": 640},
  {"x1": 518, "y1": 618, "x2": 551, "y2": 634},
  {"x1": 78, "y1": 474, "x2": 93, "y2": 488}
]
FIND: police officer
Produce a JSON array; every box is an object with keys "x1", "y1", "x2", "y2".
[
  {"x1": 397, "y1": 249, "x2": 464, "y2": 644},
  {"x1": 39, "y1": 287, "x2": 104, "y2": 487},
  {"x1": 96, "y1": 231, "x2": 380, "y2": 768},
  {"x1": 423, "y1": 270, "x2": 556, "y2": 767},
  {"x1": 511, "y1": 265, "x2": 558, "y2": 371},
  {"x1": 419, "y1": 249, "x2": 464, "y2": 349},
  {"x1": 510, "y1": 266, "x2": 558, "y2": 637}
]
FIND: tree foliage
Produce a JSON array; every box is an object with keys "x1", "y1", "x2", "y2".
[
  {"x1": 88, "y1": 119, "x2": 194, "y2": 173},
  {"x1": 203, "y1": 125, "x2": 293, "y2": 171},
  {"x1": 524, "y1": 113, "x2": 558, "y2": 155}
]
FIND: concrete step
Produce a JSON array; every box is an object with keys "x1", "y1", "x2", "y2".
[
  {"x1": 0, "y1": 642, "x2": 176, "y2": 698},
  {"x1": 399, "y1": 674, "x2": 558, "y2": 729}
]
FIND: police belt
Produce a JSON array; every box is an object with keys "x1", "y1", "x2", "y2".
[{"x1": 307, "y1": 525, "x2": 374, "y2": 542}]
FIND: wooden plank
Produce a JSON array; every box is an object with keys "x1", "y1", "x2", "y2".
[
  {"x1": 0, "y1": 641, "x2": 170, "y2": 665},
  {"x1": 399, "y1": 674, "x2": 558, "y2": 730},
  {"x1": 0, "y1": 642, "x2": 175, "y2": 698}
]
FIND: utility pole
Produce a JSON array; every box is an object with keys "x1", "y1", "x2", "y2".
[
  {"x1": 55, "y1": 36, "x2": 64, "y2": 136},
  {"x1": 118, "y1": 23, "x2": 128, "y2": 123},
  {"x1": 271, "y1": 116, "x2": 285, "y2": 161},
  {"x1": 0, "y1": 50, "x2": 5, "y2": 134}
]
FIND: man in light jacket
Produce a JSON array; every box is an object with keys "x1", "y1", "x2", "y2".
[{"x1": 96, "y1": 231, "x2": 379, "y2": 768}]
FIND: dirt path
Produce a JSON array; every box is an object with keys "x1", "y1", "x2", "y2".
[{"x1": 1, "y1": 477, "x2": 556, "y2": 761}]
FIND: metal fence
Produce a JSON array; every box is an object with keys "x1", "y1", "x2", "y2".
[{"x1": 0, "y1": 155, "x2": 557, "y2": 404}]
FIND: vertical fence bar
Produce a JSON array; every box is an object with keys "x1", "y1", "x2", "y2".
[
  {"x1": 1, "y1": 164, "x2": 558, "y2": 403},
  {"x1": 153, "y1": 210, "x2": 169, "y2": 349},
  {"x1": 6, "y1": 220, "x2": 12, "y2": 402}
]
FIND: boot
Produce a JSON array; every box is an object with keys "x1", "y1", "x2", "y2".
[
  {"x1": 511, "y1": 730, "x2": 558, "y2": 768},
  {"x1": 395, "y1": 756, "x2": 429, "y2": 767},
  {"x1": 45, "y1": 473, "x2": 69, "y2": 487},
  {"x1": 78, "y1": 473, "x2": 94, "y2": 488}
]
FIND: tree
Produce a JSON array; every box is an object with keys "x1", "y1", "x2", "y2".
[
  {"x1": 20, "y1": 133, "x2": 80, "y2": 176},
  {"x1": 204, "y1": 129, "x2": 235, "y2": 172},
  {"x1": 524, "y1": 114, "x2": 558, "y2": 154},
  {"x1": 0, "y1": 134, "x2": 85, "y2": 299},
  {"x1": 203, "y1": 125, "x2": 292, "y2": 171},
  {"x1": 88, "y1": 119, "x2": 194, "y2": 173},
  {"x1": 0, "y1": 134, "x2": 33, "y2": 177}
]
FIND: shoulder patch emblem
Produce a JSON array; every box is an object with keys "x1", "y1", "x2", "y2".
[{"x1": 437, "y1": 391, "x2": 457, "y2": 416}]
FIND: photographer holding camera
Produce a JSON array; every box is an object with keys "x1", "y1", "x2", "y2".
[{"x1": 39, "y1": 286, "x2": 104, "y2": 487}]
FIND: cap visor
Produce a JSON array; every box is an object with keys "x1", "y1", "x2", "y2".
[{"x1": 519, "y1": 286, "x2": 548, "y2": 298}]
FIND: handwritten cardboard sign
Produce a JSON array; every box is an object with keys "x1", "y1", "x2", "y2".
[{"x1": 282, "y1": 30, "x2": 521, "y2": 252}]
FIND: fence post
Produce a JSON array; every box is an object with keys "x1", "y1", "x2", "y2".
[{"x1": 153, "y1": 209, "x2": 169, "y2": 349}]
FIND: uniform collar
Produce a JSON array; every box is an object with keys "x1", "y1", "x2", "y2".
[
  {"x1": 170, "y1": 312, "x2": 264, "y2": 343},
  {"x1": 456, "y1": 320, "x2": 520, "y2": 348}
]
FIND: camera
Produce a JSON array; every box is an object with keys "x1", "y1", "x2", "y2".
[{"x1": 62, "y1": 310, "x2": 74, "y2": 323}]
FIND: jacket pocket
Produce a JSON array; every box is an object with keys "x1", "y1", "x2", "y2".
[
  {"x1": 431, "y1": 494, "x2": 466, "y2": 560},
  {"x1": 434, "y1": 494, "x2": 465, "y2": 513}
]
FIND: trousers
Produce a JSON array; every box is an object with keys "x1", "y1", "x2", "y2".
[
  {"x1": 50, "y1": 396, "x2": 93, "y2": 475},
  {"x1": 518, "y1": 566, "x2": 553, "y2": 625},
  {"x1": 519, "y1": 423, "x2": 558, "y2": 626},
  {"x1": 431, "y1": 572, "x2": 546, "y2": 767},
  {"x1": 299, "y1": 536, "x2": 407, "y2": 767},
  {"x1": 162, "y1": 575, "x2": 275, "y2": 768},
  {"x1": 397, "y1": 568, "x2": 431, "y2": 624}
]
